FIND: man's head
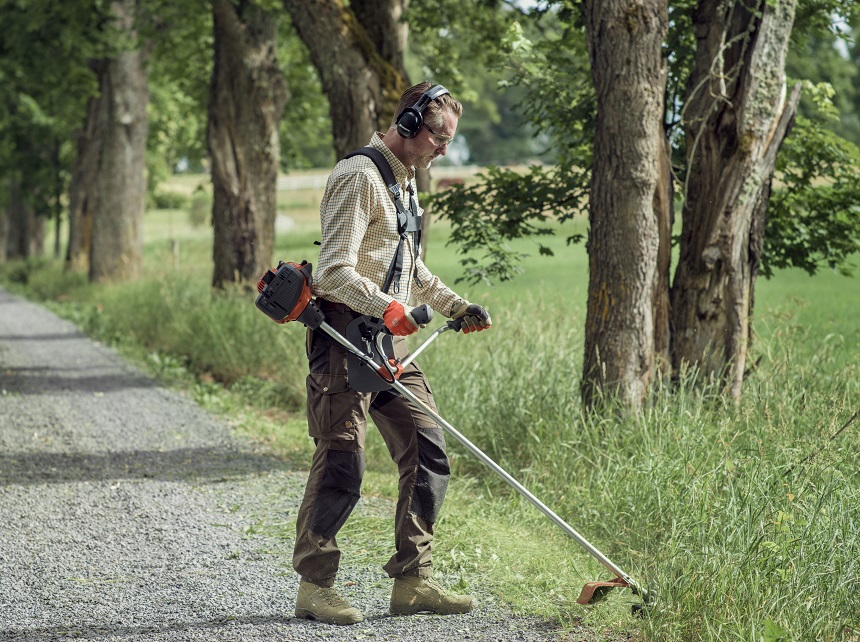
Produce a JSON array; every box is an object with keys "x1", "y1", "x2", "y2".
[{"x1": 387, "y1": 82, "x2": 462, "y2": 170}]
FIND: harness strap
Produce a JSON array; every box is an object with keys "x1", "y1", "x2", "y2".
[{"x1": 344, "y1": 146, "x2": 422, "y2": 295}]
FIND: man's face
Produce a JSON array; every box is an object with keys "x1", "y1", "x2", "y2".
[{"x1": 410, "y1": 109, "x2": 458, "y2": 170}]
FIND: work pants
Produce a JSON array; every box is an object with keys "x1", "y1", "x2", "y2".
[{"x1": 292, "y1": 306, "x2": 450, "y2": 587}]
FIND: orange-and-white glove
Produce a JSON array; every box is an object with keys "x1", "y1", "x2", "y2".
[
  {"x1": 451, "y1": 300, "x2": 492, "y2": 334},
  {"x1": 383, "y1": 301, "x2": 419, "y2": 336}
]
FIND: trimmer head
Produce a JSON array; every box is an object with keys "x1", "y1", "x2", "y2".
[
  {"x1": 576, "y1": 577, "x2": 630, "y2": 605},
  {"x1": 577, "y1": 576, "x2": 657, "y2": 616}
]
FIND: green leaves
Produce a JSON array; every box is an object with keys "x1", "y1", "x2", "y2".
[
  {"x1": 429, "y1": 5, "x2": 593, "y2": 284},
  {"x1": 431, "y1": 163, "x2": 589, "y2": 284},
  {"x1": 765, "y1": 116, "x2": 860, "y2": 278}
]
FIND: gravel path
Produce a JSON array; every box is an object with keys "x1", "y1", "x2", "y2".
[{"x1": 0, "y1": 286, "x2": 576, "y2": 642}]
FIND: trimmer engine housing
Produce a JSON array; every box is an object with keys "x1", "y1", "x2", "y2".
[{"x1": 255, "y1": 260, "x2": 324, "y2": 329}]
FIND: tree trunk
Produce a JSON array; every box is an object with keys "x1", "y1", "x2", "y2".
[
  {"x1": 671, "y1": 0, "x2": 800, "y2": 400},
  {"x1": 4, "y1": 179, "x2": 45, "y2": 260},
  {"x1": 352, "y1": 0, "x2": 409, "y2": 77},
  {"x1": 208, "y1": 0, "x2": 288, "y2": 289},
  {"x1": 653, "y1": 130, "x2": 674, "y2": 375},
  {"x1": 284, "y1": 0, "x2": 407, "y2": 158},
  {"x1": 581, "y1": 1, "x2": 668, "y2": 411},
  {"x1": 89, "y1": 0, "x2": 150, "y2": 283},
  {"x1": 66, "y1": 84, "x2": 104, "y2": 273}
]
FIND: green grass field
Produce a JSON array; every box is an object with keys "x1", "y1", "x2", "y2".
[{"x1": 2, "y1": 171, "x2": 858, "y2": 641}]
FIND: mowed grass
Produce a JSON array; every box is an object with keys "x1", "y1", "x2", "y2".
[{"x1": 1, "y1": 171, "x2": 858, "y2": 641}]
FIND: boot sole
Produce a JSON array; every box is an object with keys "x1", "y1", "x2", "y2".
[
  {"x1": 389, "y1": 603, "x2": 474, "y2": 616},
  {"x1": 295, "y1": 608, "x2": 364, "y2": 625}
]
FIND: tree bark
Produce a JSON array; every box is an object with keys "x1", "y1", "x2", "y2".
[
  {"x1": 284, "y1": 0, "x2": 407, "y2": 159},
  {"x1": 581, "y1": 1, "x2": 668, "y2": 411},
  {"x1": 653, "y1": 130, "x2": 674, "y2": 375},
  {"x1": 671, "y1": 0, "x2": 800, "y2": 399},
  {"x1": 352, "y1": 0, "x2": 409, "y2": 76},
  {"x1": 89, "y1": 0, "x2": 150, "y2": 283},
  {"x1": 208, "y1": 0, "x2": 288, "y2": 289}
]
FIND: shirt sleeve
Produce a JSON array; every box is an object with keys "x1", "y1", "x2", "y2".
[
  {"x1": 412, "y1": 255, "x2": 464, "y2": 318},
  {"x1": 313, "y1": 169, "x2": 394, "y2": 318}
]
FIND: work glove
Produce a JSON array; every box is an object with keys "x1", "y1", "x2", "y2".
[
  {"x1": 383, "y1": 301, "x2": 419, "y2": 336},
  {"x1": 450, "y1": 300, "x2": 492, "y2": 334}
]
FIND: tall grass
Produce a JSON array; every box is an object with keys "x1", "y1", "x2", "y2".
[
  {"x1": 415, "y1": 281, "x2": 858, "y2": 641},
  {"x1": 1, "y1": 183, "x2": 857, "y2": 641}
]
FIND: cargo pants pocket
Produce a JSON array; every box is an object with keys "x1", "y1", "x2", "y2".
[{"x1": 306, "y1": 372, "x2": 367, "y2": 441}]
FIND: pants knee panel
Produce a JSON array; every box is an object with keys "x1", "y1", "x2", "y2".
[
  {"x1": 311, "y1": 449, "x2": 366, "y2": 538},
  {"x1": 411, "y1": 428, "x2": 450, "y2": 523}
]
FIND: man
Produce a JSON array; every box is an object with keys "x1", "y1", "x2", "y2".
[{"x1": 292, "y1": 82, "x2": 492, "y2": 625}]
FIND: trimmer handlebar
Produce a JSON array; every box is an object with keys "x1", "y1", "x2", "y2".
[
  {"x1": 409, "y1": 304, "x2": 433, "y2": 327},
  {"x1": 408, "y1": 304, "x2": 467, "y2": 333}
]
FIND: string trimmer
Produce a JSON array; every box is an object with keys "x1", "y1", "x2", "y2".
[{"x1": 256, "y1": 260, "x2": 655, "y2": 612}]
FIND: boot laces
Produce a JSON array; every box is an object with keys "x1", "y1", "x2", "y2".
[{"x1": 318, "y1": 586, "x2": 348, "y2": 608}]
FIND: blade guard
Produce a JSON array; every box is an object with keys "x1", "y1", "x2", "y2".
[
  {"x1": 576, "y1": 577, "x2": 630, "y2": 605},
  {"x1": 255, "y1": 260, "x2": 324, "y2": 329}
]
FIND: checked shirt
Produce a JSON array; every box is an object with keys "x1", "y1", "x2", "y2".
[{"x1": 313, "y1": 132, "x2": 462, "y2": 319}]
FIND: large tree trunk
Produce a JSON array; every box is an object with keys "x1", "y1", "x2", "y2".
[
  {"x1": 66, "y1": 85, "x2": 104, "y2": 273},
  {"x1": 208, "y1": 0, "x2": 288, "y2": 289},
  {"x1": 581, "y1": 1, "x2": 668, "y2": 410},
  {"x1": 284, "y1": 0, "x2": 408, "y2": 159},
  {"x1": 671, "y1": 0, "x2": 800, "y2": 400},
  {"x1": 89, "y1": 0, "x2": 150, "y2": 283}
]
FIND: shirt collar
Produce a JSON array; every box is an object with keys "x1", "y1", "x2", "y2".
[{"x1": 371, "y1": 132, "x2": 414, "y2": 182}]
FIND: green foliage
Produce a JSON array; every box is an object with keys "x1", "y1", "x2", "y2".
[
  {"x1": 429, "y1": 1, "x2": 860, "y2": 288},
  {"x1": 0, "y1": 0, "x2": 112, "y2": 217},
  {"x1": 429, "y1": 5, "x2": 593, "y2": 282},
  {"x1": 408, "y1": 1, "x2": 543, "y2": 164},
  {"x1": 408, "y1": 0, "x2": 523, "y2": 104},
  {"x1": 150, "y1": 189, "x2": 190, "y2": 210},
  {"x1": 787, "y1": 11, "x2": 860, "y2": 149},
  {"x1": 278, "y1": 14, "x2": 334, "y2": 171},
  {"x1": 145, "y1": 0, "x2": 212, "y2": 192},
  {"x1": 765, "y1": 115, "x2": 860, "y2": 277},
  {"x1": 432, "y1": 164, "x2": 588, "y2": 284}
]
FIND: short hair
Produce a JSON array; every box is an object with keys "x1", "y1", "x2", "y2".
[{"x1": 393, "y1": 81, "x2": 462, "y2": 130}]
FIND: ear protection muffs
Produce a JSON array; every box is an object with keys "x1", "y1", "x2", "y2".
[{"x1": 395, "y1": 84, "x2": 450, "y2": 139}]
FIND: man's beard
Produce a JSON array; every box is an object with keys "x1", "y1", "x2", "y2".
[{"x1": 413, "y1": 152, "x2": 437, "y2": 170}]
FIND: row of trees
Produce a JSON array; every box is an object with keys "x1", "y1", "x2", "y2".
[
  {"x1": 432, "y1": 1, "x2": 860, "y2": 407},
  {"x1": 1, "y1": 0, "x2": 858, "y2": 411}
]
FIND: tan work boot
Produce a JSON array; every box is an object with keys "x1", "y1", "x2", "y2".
[
  {"x1": 390, "y1": 576, "x2": 476, "y2": 615},
  {"x1": 294, "y1": 579, "x2": 364, "y2": 625}
]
